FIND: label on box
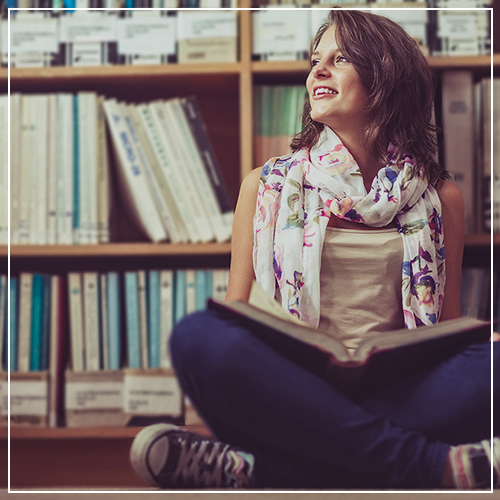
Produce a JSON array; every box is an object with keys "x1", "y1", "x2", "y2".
[
  {"x1": 65, "y1": 381, "x2": 123, "y2": 410},
  {"x1": 253, "y1": 10, "x2": 310, "y2": 56},
  {"x1": 7, "y1": 19, "x2": 59, "y2": 54},
  {"x1": 124, "y1": 375, "x2": 181, "y2": 415},
  {"x1": 178, "y1": 11, "x2": 237, "y2": 40},
  {"x1": 59, "y1": 14, "x2": 117, "y2": 43},
  {"x1": 117, "y1": 16, "x2": 176, "y2": 56},
  {"x1": 438, "y1": 14, "x2": 477, "y2": 39},
  {"x1": 10, "y1": 380, "x2": 47, "y2": 416}
]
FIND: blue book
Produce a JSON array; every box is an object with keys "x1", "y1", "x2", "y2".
[
  {"x1": 107, "y1": 272, "x2": 121, "y2": 370},
  {"x1": 174, "y1": 270, "x2": 186, "y2": 326},
  {"x1": 195, "y1": 270, "x2": 207, "y2": 311},
  {"x1": 206, "y1": 270, "x2": 213, "y2": 301},
  {"x1": 148, "y1": 271, "x2": 160, "y2": 369},
  {"x1": 124, "y1": 272, "x2": 141, "y2": 369},
  {"x1": 29, "y1": 274, "x2": 44, "y2": 371},
  {"x1": 9, "y1": 278, "x2": 17, "y2": 371},
  {"x1": 63, "y1": 0, "x2": 75, "y2": 11},
  {"x1": 73, "y1": 95, "x2": 79, "y2": 243},
  {"x1": 5, "y1": 0, "x2": 17, "y2": 14},
  {"x1": 39, "y1": 276, "x2": 52, "y2": 371}
]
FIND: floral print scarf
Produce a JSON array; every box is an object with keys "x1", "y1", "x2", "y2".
[{"x1": 253, "y1": 126, "x2": 445, "y2": 330}]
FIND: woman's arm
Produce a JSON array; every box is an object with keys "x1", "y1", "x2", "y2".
[
  {"x1": 436, "y1": 180, "x2": 465, "y2": 321},
  {"x1": 225, "y1": 167, "x2": 263, "y2": 302}
]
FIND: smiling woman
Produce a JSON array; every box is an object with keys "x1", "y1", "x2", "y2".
[{"x1": 129, "y1": 8, "x2": 499, "y2": 491}]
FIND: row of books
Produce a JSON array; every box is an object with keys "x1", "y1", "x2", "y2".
[
  {"x1": 2, "y1": 0, "x2": 237, "y2": 8},
  {"x1": 7, "y1": 268, "x2": 229, "y2": 374},
  {"x1": 4, "y1": 91, "x2": 233, "y2": 245},
  {"x1": 2, "y1": 9, "x2": 238, "y2": 67},
  {"x1": 253, "y1": 84, "x2": 305, "y2": 168},
  {"x1": 252, "y1": 1, "x2": 491, "y2": 60},
  {"x1": 442, "y1": 74, "x2": 499, "y2": 235}
]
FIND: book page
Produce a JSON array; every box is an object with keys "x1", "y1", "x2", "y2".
[{"x1": 248, "y1": 281, "x2": 310, "y2": 327}]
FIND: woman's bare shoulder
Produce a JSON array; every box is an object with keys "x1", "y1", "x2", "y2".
[{"x1": 435, "y1": 179, "x2": 464, "y2": 211}]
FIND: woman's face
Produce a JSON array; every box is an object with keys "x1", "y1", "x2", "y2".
[{"x1": 306, "y1": 26, "x2": 369, "y2": 133}]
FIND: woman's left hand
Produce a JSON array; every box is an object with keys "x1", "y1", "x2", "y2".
[{"x1": 492, "y1": 332, "x2": 500, "y2": 342}]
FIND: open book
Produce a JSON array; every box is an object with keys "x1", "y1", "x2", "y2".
[{"x1": 207, "y1": 282, "x2": 491, "y2": 393}]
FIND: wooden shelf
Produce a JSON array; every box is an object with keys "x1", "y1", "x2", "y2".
[
  {"x1": 2, "y1": 423, "x2": 211, "y2": 440},
  {"x1": 4, "y1": 242, "x2": 231, "y2": 258},
  {"x1": 252, "y1": 54, "x2": 499, "y2": 74},
  {"x1": 1, "y1": 62, "x2": 243, "y2": 82},
  {"x1": 0, "y1": 236, "x2": 496, "y2": 259}
]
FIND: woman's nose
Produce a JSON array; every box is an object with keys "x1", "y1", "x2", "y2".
[{"x1": 312, "y1": 62, "x2": 330, "y2": 78}]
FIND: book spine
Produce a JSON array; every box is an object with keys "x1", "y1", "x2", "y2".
[
  {"x1": 137, "y1": 270, "x2": 149, "y2": 369},
  {"x1": 68, "y1": 272, "x2": 85, "y2": 371},
  {"x1": 18, "y1": 273, "x2": 33, "y2": 372},
  {"x1": 97, "y1": 96, "x2": 110, "y2": 244},
  {"x1": 107, "y1": 272, "x2": 121, "y2": 370},
  {"x1": 0, "y1": 276, "x2": 5, "y2": 370},
  {"x1": 83, "y1": 272, "x2": 100, "y2": 371},
  {"x1": 100, "y1": 273, "x2": 109, "y2": 371},
  {"x1": 39, "y1": 275, "x2": 52, "y2": 371},
  {"x1": 195, "y1": 269, "x2": 207, "y2": 311},
  {"x1": 47, "y1": 95, "x2": 58, "y2": 245},
  {"x1": 148, "y1": 270, "x2": 160, "y2": 369},
  {"x1": 10, "y1": 277, "x2": 18, "y2": 372},
  {"x1": 73, "y1": 95, "x2": 80, "y2": 244},
  {"x1": 185, "y1": 269, "x2": 197, "y2": 316},
  {"x1": 174, "y1": 270, "x2": 186, "y2": 326},
  {"x1": 159, "y1": 269, "x2": 174, "y2": 368},
  {"x1": 29, "y1": 274, "x2": 44, "y2": 371},
  {"x1": 124, "y1": 271, "x2": 141, "y2": 369}
]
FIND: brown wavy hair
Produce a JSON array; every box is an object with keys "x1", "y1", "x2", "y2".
[{"x1": 291, "y1": 8, "x2": 448, "y2": 185}]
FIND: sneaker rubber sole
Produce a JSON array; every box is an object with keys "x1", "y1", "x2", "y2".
[{"x1": 130, "y1": 423, "x2": 185, "y2": 487}]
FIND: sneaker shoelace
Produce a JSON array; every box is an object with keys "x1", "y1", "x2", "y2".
[{"x1": 171, "y1": 435, "x2": 230, "y2": 488}]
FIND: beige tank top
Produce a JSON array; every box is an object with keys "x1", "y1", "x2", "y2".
[{"x1": 318, "y1": 226, "x2": 405, "y2": 351}]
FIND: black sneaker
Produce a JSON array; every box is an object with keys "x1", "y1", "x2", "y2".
[{"x1": 130, "y1": 423, "x2": 255, "y2": 489}]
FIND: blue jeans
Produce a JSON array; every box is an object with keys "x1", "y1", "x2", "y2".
[{"x1": 170, "y1": 309, "x2": 496, "y2": 489}]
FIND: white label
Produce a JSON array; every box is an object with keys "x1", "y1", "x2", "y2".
[
  {"x1": 10, "y1": 380, "x2": 47, "y2": 416},
  {"x1": 253, "y1": 10, "x2": 311, "y2": 56},
  {"x1": 124, "y1": 375, "x2": 181, "y2": 415},
  {"x1": 65, "y1": 381, "x2": 123, "y2": 410},
  {"x1": 117, "y1": 16, "x2": 176, "y2": 56},
  {"x1": 438, "y1": 14, "x2": 477, "y2": 39},
  {"x1": 178, "y1": 11, "x2": 237, "y2": 40},
  {"x1": 8, "y1": 19, "x2": 58, "y2": 54},
  {"x1": 59, "y1": 14, "x2": 117, "y2": 43}
]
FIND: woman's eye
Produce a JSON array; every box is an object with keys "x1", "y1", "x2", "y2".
[
  {"x1": 311, "y1": 59, "x2": 319, "y2": 67},
  {"x1": 337, "y1": 55, "x2": 348, "y2": 63}
]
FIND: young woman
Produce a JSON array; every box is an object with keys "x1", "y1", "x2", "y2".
[{"x1": 129, "y1": 9, "x2": 499, "y2": 490}]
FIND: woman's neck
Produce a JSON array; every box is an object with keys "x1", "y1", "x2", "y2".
[{"x1": 334, "y1": 129, "x2": 385, "y2": 192}]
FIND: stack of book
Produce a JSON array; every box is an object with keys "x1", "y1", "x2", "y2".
[
  {"x1": 1, "y1": 8, "x2": 238, "y2": 67},
  {"x1": 103, "y1": 96, "x2": 233, "y2": 243},
  {"x1": 5, "y1": 267, "x2": 229, "y2": 427},
  {"x1": 5, "y1": 91, "x2": 233, "y2": 245}
]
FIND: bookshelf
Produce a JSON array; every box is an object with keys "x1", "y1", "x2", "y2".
[{"x1": 2, "y1": 3, "x2": 499, "y2": 489}]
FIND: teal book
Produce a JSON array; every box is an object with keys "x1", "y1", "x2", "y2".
[
  {"x1": 124, "y1": 272, "x2": 141, "y2": 369},
  {"x1": 73, "y1": 95, "x2": 79, "y2": 244},
  {"x1": 205, "y1": 270, "x2": 213, "y2": 302},
  {"x1": 107, "y1": 272, "x2": 121, "y2": 370},
  {"x1": 195, "y1": 270, "x2": 207, "y2": 311},
  {"x1": 9, "y1": 278, "x2": 18, "y2": 371},
  {"x1": 174, "y1": 270, "x2": 186, "y2": 326},
  {"x1": 29, "y1": 274, "x2": 44, "y2": 371},
  {"x1": 39, "y1": 275, "x2": 52, "y2": 371},
  {"x1": 148, "y1": 270, "x2": 160, "y2": 369}
]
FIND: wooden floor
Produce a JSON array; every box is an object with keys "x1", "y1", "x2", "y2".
[{"x1": 1, "y1": 491, "x2": 500, "y2": 498}]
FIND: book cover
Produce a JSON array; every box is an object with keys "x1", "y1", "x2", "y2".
[{"x1": 67, "y1": 272, "x2": 85, "y2": 372}]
